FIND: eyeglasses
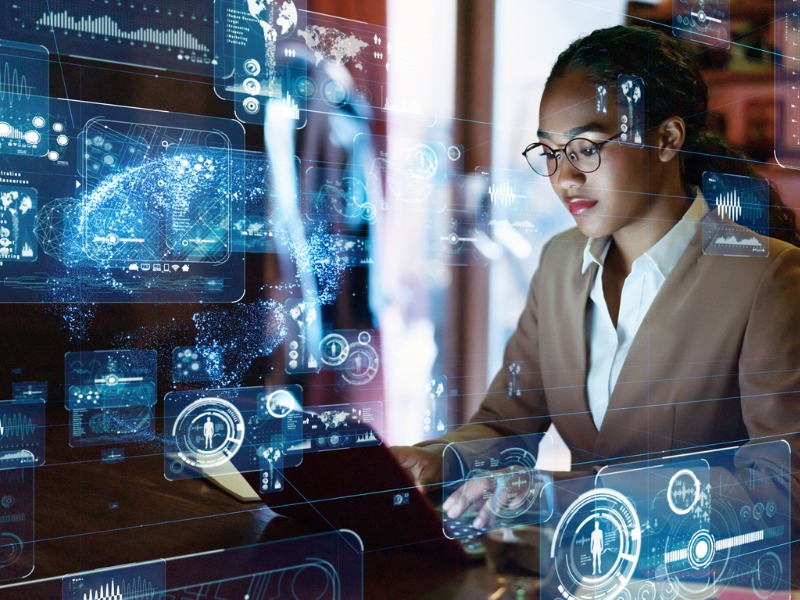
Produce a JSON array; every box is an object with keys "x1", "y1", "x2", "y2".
[{"x1": 521, "y1": 132, "x2": 623, "y2": 177}]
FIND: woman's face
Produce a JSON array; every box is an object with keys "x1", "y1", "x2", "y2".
[{"x1": 538, "y1": 68, "x2": 676, "y2": 241}]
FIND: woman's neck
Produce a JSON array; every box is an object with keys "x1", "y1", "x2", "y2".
[{"x1": 610, "y1": 193, "x2": 693, "y2": 275}]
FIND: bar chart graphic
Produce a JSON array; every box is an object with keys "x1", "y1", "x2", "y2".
[
  {"x1": 37, "y1": 11, "x2": 209, "y2": 53},
  {"x1": 1, "y1": 1, "x2": 215, "y2": 75}
]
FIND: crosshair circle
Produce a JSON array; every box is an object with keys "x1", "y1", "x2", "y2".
[
  {"x1": 265, "y1": 389, "x2": 298, "y2": 419},
  {"x1": 0, "y1": 533, "x2": 23, "y2": 567},
  {"x1": 550, "y1": 488, "x2": 641, "y2": 600},
  {"x1": 319, "y1": 333, "x2": 350, "y2": 366},
  {"x1": 172, "y1": 397, "x2": 245, "y2": 469}
]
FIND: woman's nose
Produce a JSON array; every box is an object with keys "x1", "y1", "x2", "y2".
[{"x1": 553, "y1": 157, "x2": 586, "y2": 189}]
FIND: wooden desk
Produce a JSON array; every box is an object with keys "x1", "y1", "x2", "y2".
[
  {"x1": 0, "y1": 405, "x2": 494, "y2": 599},
  {"x1": 1, "y1": 405, "x2": 797, "y2": 599}
]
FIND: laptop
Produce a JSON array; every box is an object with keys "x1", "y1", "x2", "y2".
[{"x1": 236, "y1": 432, "x2": 474, "y2": 564}]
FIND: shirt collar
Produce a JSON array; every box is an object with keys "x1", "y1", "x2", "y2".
[{"x1": 581, "y1": 192, "x2": 707, "y2": 276}]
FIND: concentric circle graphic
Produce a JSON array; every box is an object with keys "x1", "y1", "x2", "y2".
[
  {"x1": 340, "y1": 332, "x2": 379, "y2": 386},
  {"x1": 265, "y1": 389, "x2": 298, "y2": 419},
  {"x1": 550, "y1": 488, "x2": 641, "y2": 600},
  {"x1": 0, "y1": 533, "x2": 23, "y2": 568},
  {"x1": 319, "y1": 333, "x2": 349, "y2": 366},
  {"x1": 465, "y1": 447, "x2": 541, "y2": 522},
  {"x1": 686, "y1": 529, "x2": 715, "y2": 569}
]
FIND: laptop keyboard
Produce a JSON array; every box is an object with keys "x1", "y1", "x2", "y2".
[{"x1": 438, "y1": 507, "x2": 486, "y2": 559}]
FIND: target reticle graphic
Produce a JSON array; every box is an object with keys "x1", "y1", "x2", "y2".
[
  {"x1": 468, "y1": 446, "x2": 542, "y2": 522},
  {"x1": 0, "y1": 532, "x2": 23, "y2": 569},
  {"x1": 385, "y1": 141, "x2": 444, "y2": 205},
  {"x1": 339, "y1": 331, "x2": 379, "y2": 386},
  {"x1": 319, "y1": 333, "x2": 349, "y2": 366},
  {"x1": 263, "y1": 389, "x2": 299, "y2": 419},
  {"x1": 752, "y1": 552, "x2": 784, "y2": 598},
  {"x1": 172, "y1": 397, "x2": 245, "y2": 469},
  {"x1": 550, "y1": 488, "x2": 641, "y2": 600}
]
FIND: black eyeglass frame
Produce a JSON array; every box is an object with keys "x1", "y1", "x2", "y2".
[{"x1": 521, "y1": 132, "x2": 624, "y2": 177}]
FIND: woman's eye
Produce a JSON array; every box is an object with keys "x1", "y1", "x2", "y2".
[
  {"x1": 540, "y1": 150, "x2": 559, "y2": 161},
  {"x1": 580, "y1": 145, "x2": 599, "y2": 157}
]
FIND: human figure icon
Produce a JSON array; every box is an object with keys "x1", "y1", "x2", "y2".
[
  {"x1": 203, "y1": 416, "x2": 214, "y2": 449},
  {"x1": 591, "y1": 520, "x2": 603, "y2": 575}
]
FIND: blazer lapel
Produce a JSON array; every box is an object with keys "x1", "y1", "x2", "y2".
[
  {"x1": 595, "y1": 227, "x2": 704, "y2": 456},
  {"x1": 555, "y1": 256, "x2": 600, "y2": 450}
]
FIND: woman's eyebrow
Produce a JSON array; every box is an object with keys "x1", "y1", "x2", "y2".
[{"x1": 536, "y1": 122, "x2": 607, "y2": 140}]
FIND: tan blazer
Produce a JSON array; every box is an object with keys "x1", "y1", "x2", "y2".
[{"x1": 448, "y1": 221, "x2": 800, "y2": 495}]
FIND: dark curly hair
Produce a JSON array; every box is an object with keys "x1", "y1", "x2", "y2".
[{"x1": 546, "y1": 25, "x2": 800, "y2": 247}]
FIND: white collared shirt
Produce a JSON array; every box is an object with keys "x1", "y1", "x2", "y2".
[{"x1": 582, "y1": 195, "x2": 707, "y2": 430}]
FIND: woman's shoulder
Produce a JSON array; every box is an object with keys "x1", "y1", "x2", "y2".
[{"x1": 700, "y1": 216, "x2": 800, "y2": 271}]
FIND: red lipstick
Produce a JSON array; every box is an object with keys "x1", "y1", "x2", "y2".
[{"x1": 565, "y1": 197, "x2": 598, "y2": 216}]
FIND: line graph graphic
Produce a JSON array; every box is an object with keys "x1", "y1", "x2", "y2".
[
  {"x1": 0, "y1": 39, "x2": 49, "y2": 157},
  {"x1": 0, "y1": 62, "x2": 34, "y2": 108},
  {"x1": 0, "y1": 413, "x2": 36, "y2": 441},
  {"x1": 0, "y1": 401, "x2": 45, "y2": 466}
]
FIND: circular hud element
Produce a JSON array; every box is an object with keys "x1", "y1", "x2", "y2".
[
  {"x1": 550, "y1": 488, "x2": 641, "y2": 600},
  {"x1": 172, "y1": 397, "x2": 245, "y2": 469}
]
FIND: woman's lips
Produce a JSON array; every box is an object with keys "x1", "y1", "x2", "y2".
[{"x1": 565, "y1": 197, "x2": 598, "y2": 216}]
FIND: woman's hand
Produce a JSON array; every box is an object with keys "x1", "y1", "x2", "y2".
[
  {"x1": 443, "y1": 466, "x2": 544, "y2": 530},
  {"x1": 390, "y1": 444, "x2": 446, "y2": 492}
]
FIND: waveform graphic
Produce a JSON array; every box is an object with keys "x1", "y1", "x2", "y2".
[
  {"x1": 0, "y1": 62, "x2": 34, "y2": 109},
  {"x1": 0, "y1": 413, "x2": 37, "y2": 441},
  {"x1": 81, "y1": 576, "x2": 159, "y2": 600},
  {"x1": 670, "y1": 479, "x2": 696, "y2": 504},
  {"x1": 489, "y1": 181, "x2": 522, "y2": 207},
  {"x1": 716, "y1": 189, "x2": 742, "y2": 221},
  {"x1": 37, "y1": 11, "x2": 210, "y2": 53}
]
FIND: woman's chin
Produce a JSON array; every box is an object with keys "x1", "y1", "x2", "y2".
[{"x1": 572, "y1": 217, "x2": 612, "y2": 240}]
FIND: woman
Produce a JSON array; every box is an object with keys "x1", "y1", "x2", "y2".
[{"x1": 392, "y1": 24, "x2": 800, "y2": 560}]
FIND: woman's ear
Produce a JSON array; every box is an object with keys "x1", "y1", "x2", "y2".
[{"x1": 656, "y1": 116, "x2": 686, "y2": 163}]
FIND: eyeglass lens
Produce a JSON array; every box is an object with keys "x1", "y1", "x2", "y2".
[{"x1": 525, "y1": 138, "x2": 602, "y2": 176}]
